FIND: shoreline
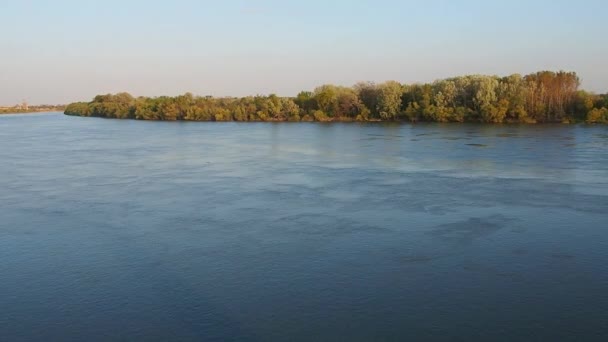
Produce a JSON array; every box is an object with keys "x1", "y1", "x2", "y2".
[
  {"x1": 1, "y1": 110, "x2": 65, "y2": 115},
  {"x1": 63, "y1": 113, "x2": 602, "y2": 125},
  {"x1": 63, "y1": 71, "x2": 608, "y2": 124}
]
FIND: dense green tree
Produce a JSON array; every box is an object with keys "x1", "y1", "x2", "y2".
[
  {"x1": 282, "y1": 98, "x2": 302, "y2": 121},
  {"x1": 295, "y1": 91, "x2": 316, "y2": 112},
  {"x1": 313, "y1": 85, "x2": 339, "y2": 117},
  {"x1": 64, "y1": 102, "x2": 91, "y2": 116},
  {"x1": 355, "y1": 82, "x2": 379, "y2": 118},
  {"x1": 600, "y1": 94, "x2": 608, "y2": 108},
  {"x1": 498, "y1": 74, "x2": 528, "y2": 122},
  {"x1": 376, "y1": 81, "x2": 403, "y2": 120},
  {"x1": 587, "y1": 107, "x2": 608, "y2": 123},
  {"x1": 573, "y1": 91, "x2": 596, "y2": 121},
  {"x1": 335, "y1": 88, "x2": 369, "y2": 119}
]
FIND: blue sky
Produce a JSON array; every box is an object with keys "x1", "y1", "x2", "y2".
[{"x1": 1, "y1": 0, "x2": 607, "y2": 104}]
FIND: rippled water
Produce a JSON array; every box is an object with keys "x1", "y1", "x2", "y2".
[{"x1": 1, "y1": 113, "x2": 608, "y2": 341}]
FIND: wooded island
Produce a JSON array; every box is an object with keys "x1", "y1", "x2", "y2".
[{"x1": 65, "y1": 71, "x2": 608, "y2": 123}]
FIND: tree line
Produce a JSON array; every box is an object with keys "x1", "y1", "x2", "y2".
[{"x1": 64, "y1": 71, "x2": 608, "y2": 123}]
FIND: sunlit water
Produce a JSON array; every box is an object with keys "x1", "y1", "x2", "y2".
[{"x1": 1, "y1": 113, "x2": 608, "y2": 341}]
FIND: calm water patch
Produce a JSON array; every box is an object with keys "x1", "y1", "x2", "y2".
[{"x1": 1, "y1": 114, "x2": 608, "y2": 341}]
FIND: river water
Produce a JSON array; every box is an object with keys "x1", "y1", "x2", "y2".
[{"x1": 1, "y1": 113, "x2": 607, "y2": 341}]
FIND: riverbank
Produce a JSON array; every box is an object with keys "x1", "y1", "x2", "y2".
[{"x1": 63, "y1": 70, "x2": 608, "y2": 124}]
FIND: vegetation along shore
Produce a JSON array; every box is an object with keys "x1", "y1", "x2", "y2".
[
  {"x1": 1, "y1": 105, "x2": 65, "y2": 115},
  {"x1": 65, "y1": 71, "x2": 608, "y2": 123}
]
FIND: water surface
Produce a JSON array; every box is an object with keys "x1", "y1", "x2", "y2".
[{"x1": 1, "y1": 113, "x2": 607, "y2": 341}]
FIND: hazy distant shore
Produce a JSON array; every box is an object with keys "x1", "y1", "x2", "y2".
[{"x1": 1, "y1": 107, "x2": 65, "y2": 115}]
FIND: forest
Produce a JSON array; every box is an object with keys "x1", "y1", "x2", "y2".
[{"x1": 64, "y1": 71, "x2": 608, "y2": 123}]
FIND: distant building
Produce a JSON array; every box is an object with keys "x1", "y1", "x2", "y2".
[{"x1": 13, "y1": 101, "x2": 28, "y2": 110}]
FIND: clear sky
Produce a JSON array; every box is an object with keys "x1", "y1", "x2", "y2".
[{"x1": 1, "y1": 0, "x2": 607, "y2": 104}]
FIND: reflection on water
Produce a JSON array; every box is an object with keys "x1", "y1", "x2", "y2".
[{"x1": 1, "y1": 114, "x2": 608, "y2": 341}]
